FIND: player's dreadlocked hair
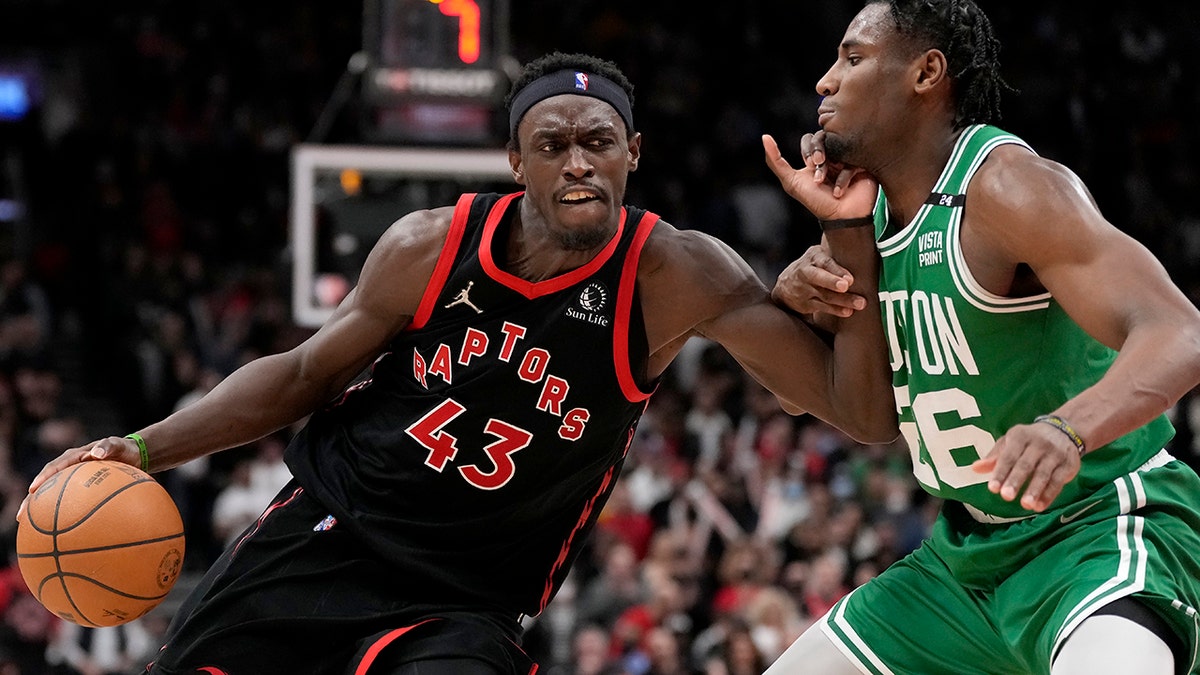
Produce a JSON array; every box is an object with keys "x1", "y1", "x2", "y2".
[{"x1": 878, "y1": 0, "x2": 1015, "y2": 128}]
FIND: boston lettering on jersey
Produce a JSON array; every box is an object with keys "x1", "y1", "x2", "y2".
[{"x1": 879, "y1": 289, "x2": 979, "y2": 378}]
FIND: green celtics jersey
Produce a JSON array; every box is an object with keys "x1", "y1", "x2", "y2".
[{"x1": 875, "y1": 124, "x2": 1174, "y2": 519}]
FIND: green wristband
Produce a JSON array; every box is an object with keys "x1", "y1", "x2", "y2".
[{"x1": 124, "y1": 433, "x2": 150, "y2": 472}]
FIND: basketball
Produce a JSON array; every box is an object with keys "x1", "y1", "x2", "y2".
[{"x1": 16, "y1": 460, "x2": 185, "y2": 627}]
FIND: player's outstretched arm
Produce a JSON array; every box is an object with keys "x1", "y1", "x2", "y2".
[
  {"x1": 638, "y1": 219, "x2": 896, "y2": 444},
  {"x1": 22, "y1": 208, "x2": 455, "y2": 501}
]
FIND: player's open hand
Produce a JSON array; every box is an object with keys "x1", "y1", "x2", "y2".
[
  {"x1": 772, "y1": 243, "x2": 868, "y2": 318},
  {"x1": 16, "y1": 436, "x2": 143, "y2": 521},
  {"x1": 762, "y1": 133, "x2": 877, "y2": 221},
  {"x1": 971, "y1": 423, "x2": 1083, "y2": 512}
]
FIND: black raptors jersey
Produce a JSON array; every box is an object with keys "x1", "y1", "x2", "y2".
[{"x1": 286, "y1": 192, "x2": 659, "y2": 616}]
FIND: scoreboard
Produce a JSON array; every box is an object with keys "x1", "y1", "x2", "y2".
[{"x1": 362, "y1": 0, "x2": 511, "y2": 145}]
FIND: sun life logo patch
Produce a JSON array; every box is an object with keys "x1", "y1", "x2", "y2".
[{"x1": 566, "y1": 282, "x2": 610, "y2": 326}]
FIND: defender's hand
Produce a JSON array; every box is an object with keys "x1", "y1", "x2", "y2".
[
  {"x1": 763, "y1": 133, "x2": 876, "y2": 220},
  {"x1": 772, "y1": 243, "x2": 868, "y2": 318},
  {"x1": 798, "y1": 130, "x2": 849, "y2": 191}
]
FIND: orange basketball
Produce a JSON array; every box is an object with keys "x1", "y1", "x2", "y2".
[{"x1": 16, "y1": 460, "x2": 185, "y2": 627}]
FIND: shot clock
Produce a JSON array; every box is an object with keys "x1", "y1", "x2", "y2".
[{"x1": 362, "y1": 0, "x2": 511, "y2": 145}]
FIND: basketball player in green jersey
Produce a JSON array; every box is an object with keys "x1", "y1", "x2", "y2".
[{"x1": 761, "y1": 1, "x2": 1200, "y2": 674}]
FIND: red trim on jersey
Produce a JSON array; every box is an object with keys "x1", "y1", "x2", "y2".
[
  {"x1": 409, "y1": 193, "x2": 474, "y2": 330},
  {"x1": 613, "y1": 211, "x2": 659, "y2": 402},
  {"x1": 480, "y1": 193, "x2": 627, "y2": 299},
  {"x1": 537, "y1": 425, "x2": 639, "y2": 612},
  {"x1": 353, "y1": 619, "x2": 438, "y2": 675},
  {"x1": 538, "y1": 451, "x2": 623, "y2": 612},
  {"x1": 231, "y1": 486, "x2": 303, "y2": 557},
  {"x1": 505, "y1": 638, "x2": 539, "y2": 675}
]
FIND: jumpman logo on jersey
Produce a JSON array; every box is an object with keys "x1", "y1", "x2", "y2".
[{"x1": 445, "y1": 281, "x2": 483, "y2": 314}]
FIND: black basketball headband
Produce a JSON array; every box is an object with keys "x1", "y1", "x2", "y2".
[{"x1": 508, "y1": 69, "x2": 634, "y2": 137}]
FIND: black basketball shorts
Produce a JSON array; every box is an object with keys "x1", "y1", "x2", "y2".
[{"x1": 144, "y1": 479, "x2": 536, "y2": 675}]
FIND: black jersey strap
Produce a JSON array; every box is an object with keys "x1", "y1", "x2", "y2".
[{"x1": 925, "y1": 192, "x2": 966, "y2": 208}]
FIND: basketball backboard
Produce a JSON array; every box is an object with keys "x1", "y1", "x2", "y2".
[{"x1": 289, "y1": 143, "x2": 513, "y2": 327}]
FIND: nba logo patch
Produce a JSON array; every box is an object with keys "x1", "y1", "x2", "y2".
[
  {"x1": 313, "y1": 514, "x2": 337, "y2": 532},
  {"x1": 574, "y1": 72, "x2": 589, "y2": 91}
]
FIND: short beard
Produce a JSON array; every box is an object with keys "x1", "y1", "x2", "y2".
[
  {"x1": 557, "y1": 227, "x2": 610, "y2": 251},
  {"x1": 823, "y1": 133, "x2": 855, "y2": 166}
]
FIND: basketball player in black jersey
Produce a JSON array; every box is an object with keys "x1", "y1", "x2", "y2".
[{"x1": 21, "y1": 52, "x2": 897, "y2": 674}]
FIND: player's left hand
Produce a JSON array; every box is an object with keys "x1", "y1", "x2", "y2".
[
  {"x1": 772, "y1": 243, "x2": 867, "y2": 317},
  {"x1": 16, "y1": 436, "x2": 142, "y2": 522},
  {"x1": 762, "y1": 134, "x2": 876, "y2": 222},
  {"x1": 972, "y1": 423, "x2": 1083, "y2": 512}
]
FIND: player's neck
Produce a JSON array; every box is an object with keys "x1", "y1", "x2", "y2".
[
  {"x1": 503, "y1": 214, "x2": 610, "y2": 282},
  {"x1": 875, "y1": 127, "x2": 963, "y2": 225}
]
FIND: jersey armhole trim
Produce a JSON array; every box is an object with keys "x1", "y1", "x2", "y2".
[
  {"x1": 614, "y1": 212, "x2": 659, "y2": 403},
  {"x1": 409, "y1": 193, "x2": 474, "y2": 330}
]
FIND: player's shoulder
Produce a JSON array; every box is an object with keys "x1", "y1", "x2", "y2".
[
  {"x1": 352, "y1": 204, "x2": 462, "y2": 313},
  {"x1": 971, "y1": 143, "x2": 1080, "y2": 213},
  {"x1": 641, "y1": 218, "x2": 741, "y2": 272},
  {"x1": 967, "y1": 141, "x2": 1102, "y2": 254},
  {"x1": 637, "y1": 217, "x2": 761, "y2": 296},
  {"x1": 376, "y1": 205, "x2": 459, "y2": 253}
]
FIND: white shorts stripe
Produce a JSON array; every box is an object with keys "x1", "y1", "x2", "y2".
[
  {"x1": 821, "y1": 590, "x2": 896, "y2": 675},
  {"x1": 1053, "y1": 515, "x2": 1146, "y2": 653}
]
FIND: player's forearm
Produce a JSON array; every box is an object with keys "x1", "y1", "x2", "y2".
[
  {"x1": 131, "y1": 351, "x2": 332, "y2": 471},
  {"x1": 822, "y1": 225, "x2": 898, "y2": 443},
  {"x1": 1053, "y1": 325, "x2": 1200, "y2": 454}
]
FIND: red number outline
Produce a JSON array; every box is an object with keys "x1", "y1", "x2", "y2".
[
  {"x1": 406, "y1": 400, "x2": 533, "y2": 490},
  {"x1": 459, "y1": 419, "x2": 532, "y2": 490},
  {"x1": 404, "y1": 398, "x2": 467, "y2": 471}
]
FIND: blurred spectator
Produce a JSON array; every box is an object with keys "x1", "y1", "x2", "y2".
[
  {"x1": 609, "y1": 574, "x2": 691, "y2": 669},
  {"x1": 800, "y1": 549, "x2": 850, "y2": 621},
  {"x1": 701, "y1": 618, "x2": 766, "y2": 675},
  {"x1": 640, "y1": 625, "x2": 697, "y2": 675},
  {"x1": 209, "y1": 435, "x2": 292, "y2": 547},
  {"x1": 595, "y1": 482, "x2": 656, "y2": 563},
  {"x1": 708, "y1": 539, "x2": 774, "y2": 621},
  {"x1": 742, "y1": 587, "x2": 805, "y2": 665},
  {"x1": 208, "y1": 457, "x2": 263, "y2": 548},
  {"x1": 45, "y1": 619, "x2": 155, "y2": 675},
  {"x1": 550, "y1": 623, "x2": 622, "y2": 675},
  {"x1": 0, "y1": 260, "x2": 53, "y2": 372},
  {"x1": 11, "y1": 361, "x2": 60, "y2": 441},
  {"x1": 575, "y1": 540, "x2": 648, "y2": 632},
  {"x1": 15, "y1": 416, "x2": 85, "y2": 486},
  {"x1": 0, "y1": 566, "x2": 60, "y2": 675}
]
